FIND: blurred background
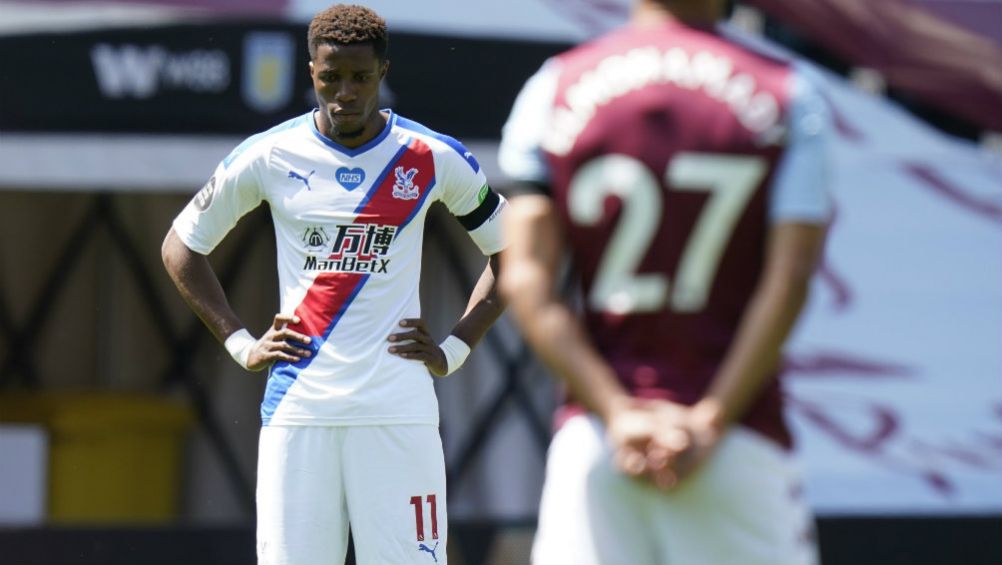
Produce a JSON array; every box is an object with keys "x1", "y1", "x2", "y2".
[{"x1": 0, "y1": 0, "x2": 1000, "y2": 564}]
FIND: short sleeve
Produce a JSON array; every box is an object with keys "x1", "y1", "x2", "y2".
[
  {"x1": 498, "y1": 58, "x2": 560, "y2": 185},
  {"x1": 438, "y1": 146, "x2": 508, "y2": 256},
  {"x1": 769, "y1": 65, "x2": 834, "y2": 224},
  {"x1": 171, "y1": 147, "x2": 264, "y2": 255}
]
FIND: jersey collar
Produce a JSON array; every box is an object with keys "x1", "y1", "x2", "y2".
[{"x1": 310, "y1": 109, "x2": 397, "y2": 157}]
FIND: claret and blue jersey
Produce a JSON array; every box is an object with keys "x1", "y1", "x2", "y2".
[
  {"x1": 499, "y1": 20, "x2": 832, "y2": 448},
  {"x1": 173, "y1": 110, "x2": 506, "y2": 427}
]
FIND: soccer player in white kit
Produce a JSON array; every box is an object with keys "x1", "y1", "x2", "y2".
[{"x1": 161, "y1": 5, "x2": 507, "y2": 565}]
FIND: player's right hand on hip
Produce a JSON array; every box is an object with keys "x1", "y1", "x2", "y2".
[{"x1": 246, "y1": 314, "x2": 313, "y2": 371}]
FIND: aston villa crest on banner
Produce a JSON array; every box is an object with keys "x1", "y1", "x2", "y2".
[{"x1": 242, "y1": 32, "x2": 294, "y2": 113}]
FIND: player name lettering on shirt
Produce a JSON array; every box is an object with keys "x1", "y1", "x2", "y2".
[{"x1": 543, "y1": 47, "x2": 783, "y2": 155}]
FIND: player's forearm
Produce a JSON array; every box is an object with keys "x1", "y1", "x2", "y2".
[
  {"x1": 695, "y1": 223, "x2": 825, "y2": 430},
  {"x1": 449, "y1": 254, "x2": 505, "y2": 348},
  {"x1": 500, "y1": 195, "x2": 630, "y2": 422},
  {"x1": 695, "y1": 272, "x2": 809, "y2": 429},
  {"x1": 162, "y1": 228, "x2": 245, "y2": 343},
  {"x1": 519, "y1": 298, "x2": 630, "y2": 423}
]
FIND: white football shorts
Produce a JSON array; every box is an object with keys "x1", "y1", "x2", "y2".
[
  {"x1": 532, "y1": 414, "x2": 819, "y2": 565},
  {"x1": 256, "y1": 424, "x2": 448, "y2": 565}
]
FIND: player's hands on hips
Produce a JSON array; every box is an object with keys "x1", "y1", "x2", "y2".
[
  {"x1": 246, "y1": 314, "x2": 313, "y2": 371},
  {"x1": 388, "y1": 318, "x2": 448, "y2": 376}
]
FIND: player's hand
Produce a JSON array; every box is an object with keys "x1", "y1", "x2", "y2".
[
  {"x1": 606, "y1": 397, "x2": 664, "y2": 479},
  {"x1": 245, "y1": 314, "x2": 313, "y2": 371},
  {"x1": 645, "y1": 406, "x2": 722, "y2": 491},
  {"x1": 388, "y1": 318, "x2": 448, "y2": 376}
]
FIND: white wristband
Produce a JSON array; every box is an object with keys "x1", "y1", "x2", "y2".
[
  {"x1": 439, "y1": 335, "x2": 471, "y2": 376},
  {"x1": 224, "y1": 328, "x2": 256, "y2": 370}
]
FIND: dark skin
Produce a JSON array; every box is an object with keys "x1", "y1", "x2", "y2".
[
  {"x1": 162, "y1": 40, "x2": 505, "y2": 375},
  {"x1": 389, "y1": 254, "x2": 503, "y2": 376},
  {"x1": 310, "y1": 42, "x2": 388, "y2": 147}
]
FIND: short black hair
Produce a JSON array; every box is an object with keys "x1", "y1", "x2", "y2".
[{"x1": 308, "y1": 4, "x2": 389, "y2": 61}]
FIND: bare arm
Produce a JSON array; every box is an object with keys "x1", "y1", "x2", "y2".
[
  {"x1": 649, "y1": 222, "x2": 827, "y2": 487},
  {"x1": 450, "y1": 253, "x2": 505, "y2": 347},
  {"x1": 161, "y1": 227, "x2": 243, "y2": 342},
  {"x1": 694, "y1": 222, "x2": 827, "y2": 430},
  {"x1": 500, "y1": 194, "x2": 673, "y2": 477},
  {"x1": 389, "y1": 253, "x2": 506, "y2": 376},
  {"x1": 161, "y1": 227, "x2": 311, "y2": 370},
  {"x1": 498, "y1": 195, "x2": 633, "y2": 420}
]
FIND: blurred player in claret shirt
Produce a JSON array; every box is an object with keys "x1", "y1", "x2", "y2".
[
  {"x1": 162, "y1": 4, "x2": 508, "y2": 564},
  {"x1": 499, "y1": 0, "x2": 830, "y2": 563}
]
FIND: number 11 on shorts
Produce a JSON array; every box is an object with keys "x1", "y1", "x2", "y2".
[{"x1": 409, "y1": 494, "x2": 439, "y2": 541}]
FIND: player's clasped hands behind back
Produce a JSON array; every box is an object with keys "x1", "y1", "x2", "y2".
[{"x1": 607, "y1": 397, "x2": 724, "y2": 491}]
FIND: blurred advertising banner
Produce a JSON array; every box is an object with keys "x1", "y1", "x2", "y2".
[
  {"x1": 780, "y1": 64, "x2": 1002, "y2": 515},
  {"x1": 0, "y1": 24, "x2": 310, "y2": 135},
  {"x1": 0, "y1": 23, "x2": 561, "y2": 139}
]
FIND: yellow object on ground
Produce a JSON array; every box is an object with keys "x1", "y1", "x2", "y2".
[{"x1": 0, "y1": 392, "x2": 193, "y2": 524}]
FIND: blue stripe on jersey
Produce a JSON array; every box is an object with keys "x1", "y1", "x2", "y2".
[
  {"x1": 310, "y1": 110, "x2": 397, "y2": 157},
  {"x1": 353, "y1": 140, "x2": 411, "y2": 213},
  {"x1": 394, "y1": 115, "x2": 482, "y2": 173},
  {"x1": 223, "y1": 113, "x2": 311, "y2": 169},
  {"x1": 260, "y1": 274, "x2": 370, "y2": 426}
]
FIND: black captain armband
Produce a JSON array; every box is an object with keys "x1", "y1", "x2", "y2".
[{"x1": 457, "y1": 187, "x2": 502, "y2": 231}]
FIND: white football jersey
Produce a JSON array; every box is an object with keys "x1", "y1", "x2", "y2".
[{"x1": 173, "y1": 110, "x2": 507, "y2": 426}]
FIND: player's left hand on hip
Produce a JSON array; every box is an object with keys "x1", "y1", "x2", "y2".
[{"x1": 388, "y1": 318, "x2": 448, "y2": 376}]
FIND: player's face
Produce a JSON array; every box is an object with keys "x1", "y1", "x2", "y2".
[{"x1": 310, "y1": 42, "x2": 388, "y2": 147}]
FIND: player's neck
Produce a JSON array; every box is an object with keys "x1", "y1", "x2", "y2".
[
  {"x1": 315, "y1": 110, "x2": 389, "y2": 149},
  {"x1": 632, "y1": 0, "x2": 723, "y2": 28}
]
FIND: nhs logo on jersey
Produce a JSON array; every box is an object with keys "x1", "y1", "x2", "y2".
[
  {"x1": 242, "y1": 32, "x2": 294, "y2": 113},
  {"x1": 336, "y1": 167, "x2": 366, "y2": 191}
]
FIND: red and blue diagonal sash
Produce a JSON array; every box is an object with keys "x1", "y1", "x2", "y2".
[{"x1": 262, "y1": 137, "x2": 435, "y2": 424}]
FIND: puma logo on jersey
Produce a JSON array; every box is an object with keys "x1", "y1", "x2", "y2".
[
  {"x1": 288, "y1": 169, "x2": 315, "y2": 190},
  {"x1": 392, "y1": 166, "x2": 420, "y2": 200},
  {"x1": 418, "y1": 541, "x2": 440, "y2": 562}
]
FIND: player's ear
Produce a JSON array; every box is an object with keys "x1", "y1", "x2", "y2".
[
  {"x1": 308, "y1": 60, "x2": 316, "y2": 78},
  {"x1": 379, "y1": 59, "x2": 390, "y2": 80}
]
